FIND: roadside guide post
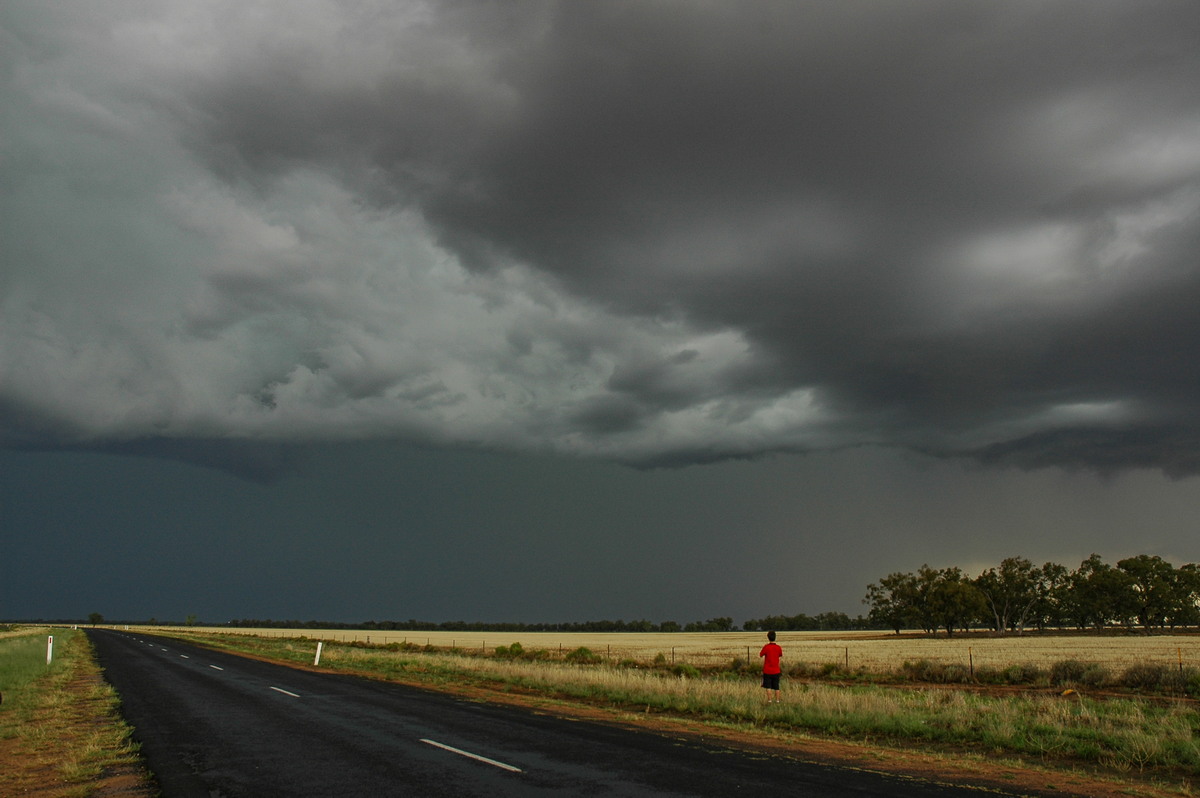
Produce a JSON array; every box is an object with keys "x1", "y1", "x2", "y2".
[{"x1": 46, "y1": 635, "x2": 54, "y2": 665}]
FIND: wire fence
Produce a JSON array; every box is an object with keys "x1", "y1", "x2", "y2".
[{"x1": 154, "y1": 626, "x2": 1200, "y2": 673}]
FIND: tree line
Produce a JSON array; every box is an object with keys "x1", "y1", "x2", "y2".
[
  {"x1": 863, "y1": 554, "x2": 1200, "y2": 636},
  {"x1": 223, "y1": 617, "x2": 747, "y2": 633}
]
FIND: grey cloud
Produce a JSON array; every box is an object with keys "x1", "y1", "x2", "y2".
[{"x1": 4, "y1": 1, "x2": 1200, "y2": 477}]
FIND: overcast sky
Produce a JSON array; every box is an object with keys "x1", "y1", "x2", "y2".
[{"x1": 4, "y1": 1, "x2": 1200, "y2": 624}]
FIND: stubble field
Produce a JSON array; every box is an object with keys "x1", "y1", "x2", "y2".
[{"x1": 152, "y1": 626, "x2": 1200, "y2": 673}]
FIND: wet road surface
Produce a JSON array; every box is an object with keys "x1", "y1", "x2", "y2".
[{"x1": 89, "y1": 629, "x2": 1034, "y2": 797}]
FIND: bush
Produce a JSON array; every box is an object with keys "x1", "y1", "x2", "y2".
[
  {"x1": 786, "y1": 662, "x2": 818, "y2": 678},
  {"x1": 494, "y1": 642, "x2": 524, "y2": 658},
  {"x1": 565, "y1": 646, "x2": 603, "y2": 664},
  {"x1": 901, "y1": 659, "x2": 970, "y2": 683},
  {"x1": 942, "y1": 664, "x2": 970, "y2": 683},
  {"x1": 1185, "y1": 668, "x2": 1200, "y2": 697},
  {"x1": 1081, "y1": 663, "x2": 1110, "y2": 688},
  {"x1": 1001, "y1": 663, "x2": 1045, "y2": 685},
  {"x1": 671, "y1": 663, "x2": 701, "y2": 679},
  {"x1": 1050, "y1": 660, "x2": 1088, "y2": 686},
  {"x1": 973, "y1": 666, "x2": 1005, "y2": 685},
  {"x1": 1121, "y1": 663, "x2": 1168, "y2": 691}
]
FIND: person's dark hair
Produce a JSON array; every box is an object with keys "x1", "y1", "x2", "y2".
[{"x1": 767, "y1": 630, "x2": 776, "y2": 641}]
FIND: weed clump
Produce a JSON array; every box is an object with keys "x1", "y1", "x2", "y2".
[
  {"x1": 565, "y1": 646, "x2": 603, "y2": 665},
  {"x1": 670, "y1": 663, "x2": 701, "y2": 679},
  {"x1": 494, "y1": 642, "x2": 524, "y2": 659},
  {"x1": 901, "y1": 659, "x2": 969, "y2": 683},
  {"x1": 1121, "y1": 663, "x2": 1169, "y2": 691},
  {"x1": 1050, "y1": 659, "x2": 1088, "y2": 686},
  {"x1": 1001, "y1": 663, "x2": 1045, "y2": 685}
]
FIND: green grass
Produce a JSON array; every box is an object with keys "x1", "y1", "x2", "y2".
[
  {"x1": 0, "y1": 628, "x2": 149, "y2": 796},
  {"x1": 0, "y1": 628, "x2": 64, "y2": 730},
  {"x1": 168, "y1": 629, "x2": 1200, "y2": 783}
]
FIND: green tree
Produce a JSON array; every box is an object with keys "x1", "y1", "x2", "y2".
[
  {"x1": 1066, "y1": 555, "x2": 1135, "y2": 629},
  {"x1": 87, "y1": 612, "x2": 105, "y2": 625},
  {"x1": 924, "y1": 566, "x2": 987, "y2": 637},
  {"x1": 1171, "y1": 564, "x2": 1200, "y2": 627},
  {"x1": 1029, "y1": 561, "x2": 1070, "y2": 630},
  {"x1": 1117, "y1": 554, "x2": 1179, "y2": 630},
  {"x1": 863, "y1": 571, "x2": 919, "y2": 633},
  {"x1": 974, "y1": 556, "x2": 1038, "y2": 634}
]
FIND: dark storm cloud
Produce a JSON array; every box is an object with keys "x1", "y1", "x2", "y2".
[{"x1": 3, "y1": 1, "x2": 1200, "y2": 476}]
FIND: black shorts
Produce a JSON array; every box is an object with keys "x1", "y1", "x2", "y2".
[{"x1": 761, "y1": 673, "x2": 781, "y2": 690}]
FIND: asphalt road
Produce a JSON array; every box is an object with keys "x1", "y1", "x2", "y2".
[{"x1": 88, "y1": 629, "x2": 1031, "y2": 797}]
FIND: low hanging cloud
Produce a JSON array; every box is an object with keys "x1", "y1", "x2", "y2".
[{"x1": 3, "y1": 1, "x2": 1200, "y2": 476}]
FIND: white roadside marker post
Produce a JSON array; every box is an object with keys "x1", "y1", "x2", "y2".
[
  {"x1": 46, "y1": 635, "x2": 54, "y2": 665},
  {"x1": 314, "y1": 641, "x2": 324, "y2": 666}
]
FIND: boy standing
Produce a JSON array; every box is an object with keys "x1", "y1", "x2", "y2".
[{"x1": 759, "y1": 630, "x2": 782, "y2": 702}]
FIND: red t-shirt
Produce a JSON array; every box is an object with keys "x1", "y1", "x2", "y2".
[{"x1": 759, "y1": 642, "x2": 782, "y2": 675}]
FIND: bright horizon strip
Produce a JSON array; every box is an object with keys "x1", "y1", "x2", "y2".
[{"x1": 420, "y1": 739, "x2": 523, "y2": 773}]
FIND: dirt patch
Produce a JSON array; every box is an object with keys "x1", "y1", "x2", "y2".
[{"x1": 0, "y1": 668, "x2": 156, "y2": 798}]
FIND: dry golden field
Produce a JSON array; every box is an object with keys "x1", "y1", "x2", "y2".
[{"x1": 145, "y1": 627, "x2": 1200, "y2": 672}]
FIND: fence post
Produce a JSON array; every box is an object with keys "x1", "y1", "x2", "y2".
[{"x1": 969, "y1": 647, "x2": 974, "y2": 680}]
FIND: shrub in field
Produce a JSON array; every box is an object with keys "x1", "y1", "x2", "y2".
[
  {"x1": 942, "y1": 664, "x2": 970, "y2": 683},
  {"x1": 670, "y1": 663, "x2": 701, "y2": 679},
  {"x1": 973, "y1": 666, "x2": 1005, "y2": 685},
  {"x1": 565, "y1": 646, "x2": 603, "y2": 664},
  {"x1": 1081, "y1": 663, "x2": 1111, "y2": 688},
  {"x1": 1121, "y1": 663, "x2": 1168, "y2": 691},
  {"x1": 902, "y1": 659, "x2": 968, "y2": 683},
  {"x1": 653, "y1": 652, "x2": 668, "y2": 666},
  {"x1": 494, "y1": 642, "x2": 524, "y2": 658},
  {"x1": 1002, "y1": 663, "x2": 1045, "y2": 685},
  {"x1": 1050, "y1": 659, "x2": 1088, "y2": 686},
  {"x1": 1184, "y1": 668, "x2": 1200, "y2": 697}
]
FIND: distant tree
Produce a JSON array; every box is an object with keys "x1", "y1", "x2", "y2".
[
  {"x1": 1029, "y1": 561, "x2": 1071, "y2": 630},
  {"x1": 1066, "y1": 554, "x2": 1135, "y2": 629},
  {"x1": 814, "y1": 611, "x2": 853, "y2": 631},
  {"x1": 974, "y1": 556, "x2": 1039, "y2": 634},
  {"x1": 863, "y1": 571, "x2": 919, "y2": 633},
  {"x1": 685, "y1": 617, "x2": 735, "y2": 632},
  {"x1": 923, "y1": 567, "x2": 987, "y2": 637},
  {"x1": 1117, "y1": 554, "x2": 1179, "y2": 630},
  {"x1": 1172, "y1": 564, "x2": 1200, "y2": 627},
  {"x1": 87, "y1": 612, "x2": 104, "y2": 626}
]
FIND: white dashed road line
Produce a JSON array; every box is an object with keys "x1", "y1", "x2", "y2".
[
  {"x1": 420, "y1": 739, "x2": 523, "y2": 773},
  {"x1": 270, "y1": 686, "x2": 301, "y2": 698}
]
